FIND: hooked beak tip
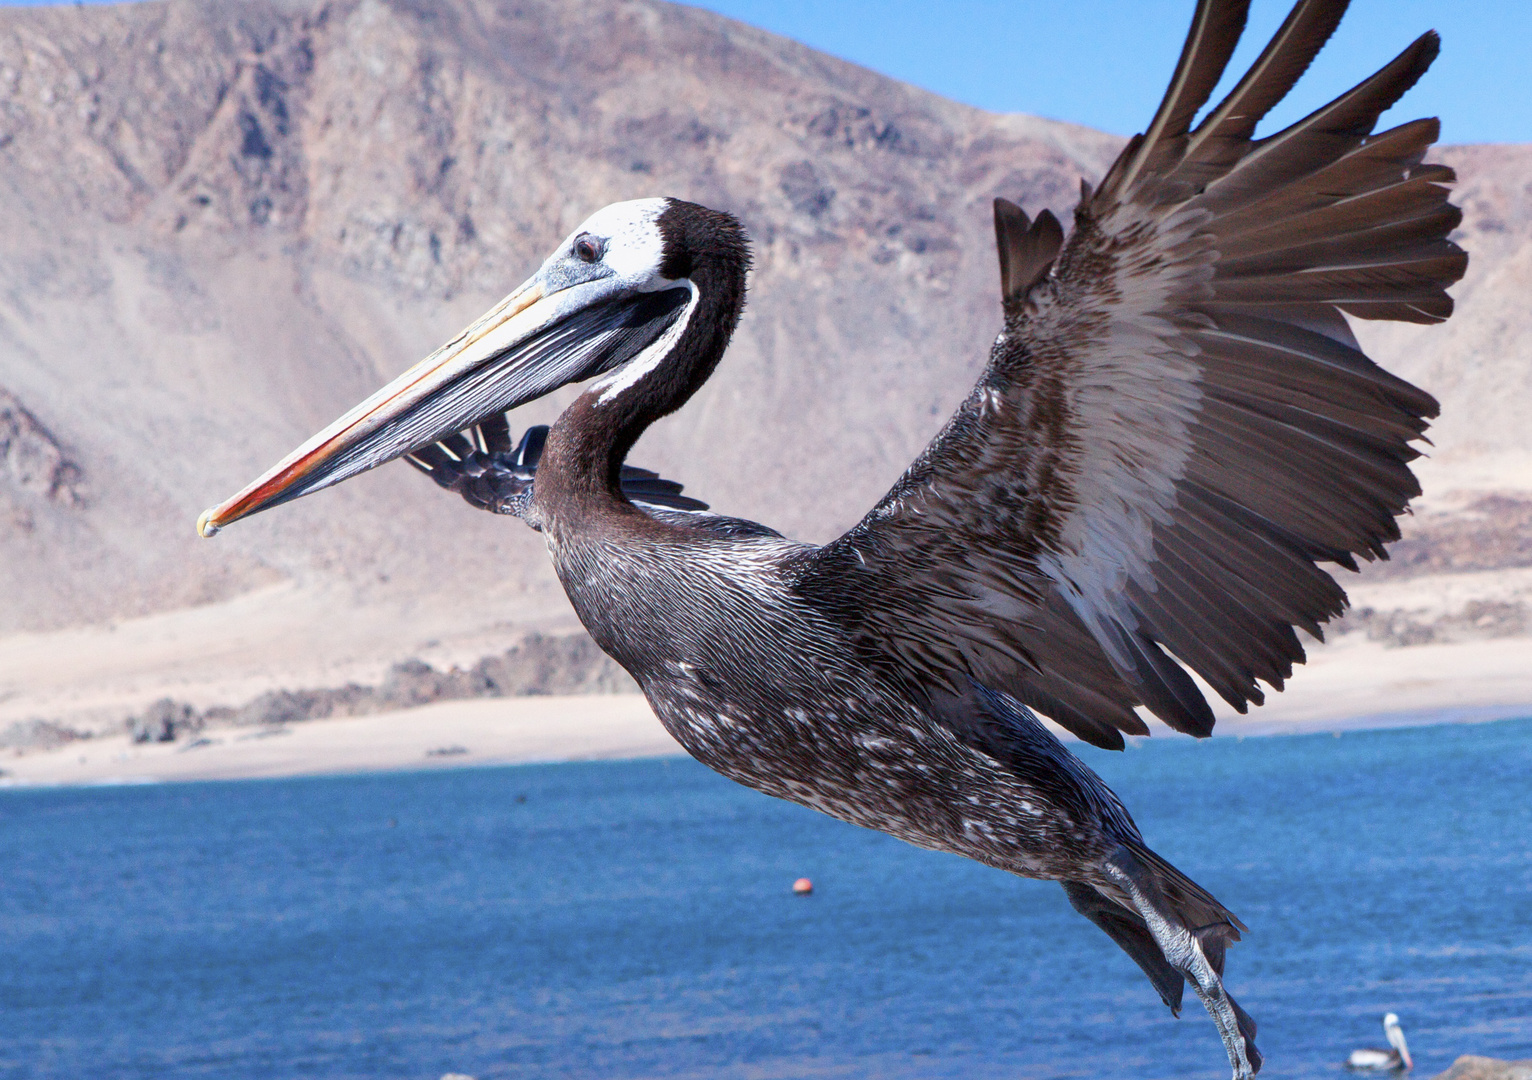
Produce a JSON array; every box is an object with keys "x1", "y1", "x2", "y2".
[{"x1": 197, "y1": 508, "x2": 222, "y2": 538}]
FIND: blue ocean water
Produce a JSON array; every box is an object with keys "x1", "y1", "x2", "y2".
[{"x1": 2, "y1": 718, "x2": 1529, "y2": 1080}]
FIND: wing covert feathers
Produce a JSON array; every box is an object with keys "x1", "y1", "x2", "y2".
[{"x1": 798, "y1": 0, "x2": 1464, "y2": 749}]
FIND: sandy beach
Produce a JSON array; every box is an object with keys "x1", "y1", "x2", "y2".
[
  {"x1": 4, "y1": 625, "x2": 1529, "y2": 787},
  {"x1": 4, "y1": 534, "x2": 1531, "y2": 789},
  {"x1": 0, "y1": 695, "x2": 681, "y2": 787}
]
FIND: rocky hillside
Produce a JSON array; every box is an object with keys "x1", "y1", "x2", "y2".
[{"x1": 0, "y1": 0, "x2": 1527, "y2": 650}]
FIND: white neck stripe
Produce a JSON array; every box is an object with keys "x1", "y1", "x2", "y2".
[{"x1": 591, "y1": 280, "x2": 699, "y2": 405}]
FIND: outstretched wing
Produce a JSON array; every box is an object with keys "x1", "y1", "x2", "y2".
[
  {"x1": 792, "y1": 0, "x2": 1465, "y2": 749},
  {"x1": 408, "y1": 415, "x2": 711, "y2": 521}
]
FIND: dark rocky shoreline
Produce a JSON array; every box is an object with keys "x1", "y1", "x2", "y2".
[{"x1": 1, "y1": 632, "x2": 636, "y2": 753}]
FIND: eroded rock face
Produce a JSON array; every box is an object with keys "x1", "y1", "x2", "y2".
[
  {"x1": 0, "y1": 0, "x2": 1120, "y2": 634},
  {"x1": 0, "y1": 717, "x2": 86, "y2": 750},
  {"x1": 3, "y1": 628, "x2": 638, "y2": 750},
  {"x1": 226, "y1": 632, "x2": 638, "y2": 725},
  {"x1": 1372, "y1": 495, "x2": 1532, "y2": 580},
  {"x1": 128, "y1": 697, "x2": 201, "y2": 742},
  {"x1": 0, "y1": 388, "x2": 83, "y2": 505}
]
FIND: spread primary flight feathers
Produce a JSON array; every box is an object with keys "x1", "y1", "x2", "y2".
[{"x1": 796, "y1": 0, "x2": 1465, "y2": 749}]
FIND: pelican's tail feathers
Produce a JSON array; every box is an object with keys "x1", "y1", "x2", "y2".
[
  {"x1": 1062, "y1": 881, "x2": 1186, "y2": 1015},
  {"x1": 1127, "y1": 838, "x2": 1248, "y2": 943},
  {"x1": 1232, "y1": 994, "x2": 1263, "y2": 1074},
  {"x1": 1097, "y1": 842, "x2": 1263, "y2": 1075}
]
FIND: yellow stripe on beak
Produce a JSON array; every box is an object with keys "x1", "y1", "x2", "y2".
[{"x1": 198, "y1": 278, "x2": 548, "y2": 537}]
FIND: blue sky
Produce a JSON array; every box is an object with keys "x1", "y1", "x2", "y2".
[
  {"x1": 682, "y1": 1, "x2": 1528, "y2": 145},
  {"x1": 4, "y1": 1, "x2": 1525, "y2": 143}
]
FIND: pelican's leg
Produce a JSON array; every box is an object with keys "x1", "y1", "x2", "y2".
[{"x1": 1102, "y1": 855, "x2": 1259, "y2": 1080}]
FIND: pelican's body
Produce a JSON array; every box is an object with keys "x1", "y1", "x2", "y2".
[
  {"x1": 1348, "y1": 1014, "x2": 1415, "y2": 1071},
  {"x1": 197, "y1": 2, "x2": 1467, "y2": 1077},
  {"x1": 557, "y1": 513, "x2": 1113, "y2": 881},
  {"x1": 419, "y1": 412, "x2": 1164, "y2": 884}
]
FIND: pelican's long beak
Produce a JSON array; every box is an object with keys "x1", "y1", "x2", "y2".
[
  {"x1": 199, "y1": 254, "x2": 694, "y2": 538},
  {"x1": 198, "y1": 276, "x2": 562, "y2": 537}
]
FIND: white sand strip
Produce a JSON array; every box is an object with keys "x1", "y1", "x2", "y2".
[
  {"x1": 1202, "y1": 633, "x2": 1532, "y2": 734},
  {"x1": 4, "y1": 632, "x2": 1530, "y2": 788},
  {"x1": 0, "y1": 695, "x2": 679, "y2": 787}
]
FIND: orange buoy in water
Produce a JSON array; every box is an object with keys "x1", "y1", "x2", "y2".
[{"x1": 792, "y1": 877, "x2": 813, "y2": 895}]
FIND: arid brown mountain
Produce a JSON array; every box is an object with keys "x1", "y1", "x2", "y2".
[
  {"x1": 0, "y1": 0, "x2": 1129, "y2": 637},
  {"x1": 0, "y1": 0, "x2": 1528, "y2": 679}
]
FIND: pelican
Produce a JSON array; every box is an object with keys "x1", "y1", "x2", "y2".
[
  {"x1": 196, "y1": 1, "x2": 1465, "y2": 1075},
  {"x1": 1348, "y1": 1013, "x2": 1415, "y2": 1071}
]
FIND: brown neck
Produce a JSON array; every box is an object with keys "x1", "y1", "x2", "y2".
[{"x1": 536, "y1": 213, "x2": 748, "y2": 526}]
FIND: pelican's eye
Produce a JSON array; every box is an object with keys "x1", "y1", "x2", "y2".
[{"x1": 574, "y1": 235, "x2": 604, "y2": 264}]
